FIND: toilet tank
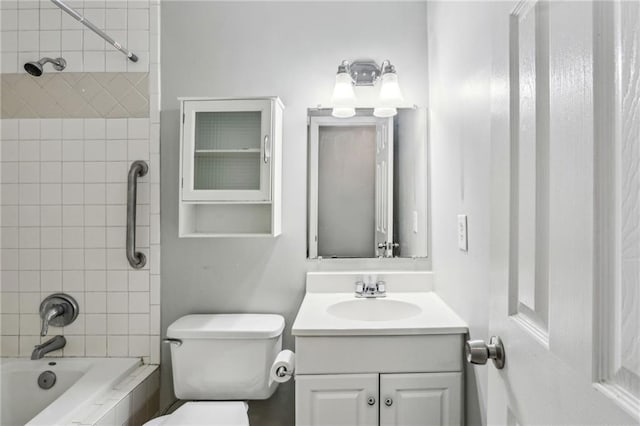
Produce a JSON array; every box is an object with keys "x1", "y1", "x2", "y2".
[{"x1": 167, "y1": 314, "x2": 285, "y2": 400}]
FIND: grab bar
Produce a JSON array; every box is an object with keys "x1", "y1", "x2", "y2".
[
  {"x1": 127, "y1": 161, "x2": 148, "y2": 269},
  {"x1": 50, "y1": 0, "x2": 138, "y2": 62}
]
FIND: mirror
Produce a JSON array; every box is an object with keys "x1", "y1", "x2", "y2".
[{"x1": 307, "y1": 108, "x2": 428, "y2": 259}]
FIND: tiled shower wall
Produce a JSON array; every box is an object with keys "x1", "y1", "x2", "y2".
[{"x1": 0, "y1": 0, "x2": 161, "y2": 363}]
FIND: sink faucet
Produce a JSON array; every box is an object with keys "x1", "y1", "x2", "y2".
[
  {"x1": 355, "y1": 279, "x2": 386, "y2": 298},
  {"x1": 31, "y1": 335, "x2": 66, "y2": 360}
]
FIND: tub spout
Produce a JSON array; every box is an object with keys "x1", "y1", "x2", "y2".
[{"x1": 31, "y1": 335, "x2": 66, "y2": 360}]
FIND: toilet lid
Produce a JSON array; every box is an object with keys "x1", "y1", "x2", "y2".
[{"x1": 150, "y1": 402, "x2": 249, "y2": 426}]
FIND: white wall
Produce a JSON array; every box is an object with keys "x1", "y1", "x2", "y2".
[
  {"x1": 427, "y1": 2, "x2": 513, "y2": 425},
  {"x1": 160, "y1": 2, "x2": 429, "y2": 423}
]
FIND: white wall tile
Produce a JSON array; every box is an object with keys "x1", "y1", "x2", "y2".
[
  {"x1": 40, "y1": 162, "x2": 61, "y2": 182},
  {"x1": 85, "y1": 314, "x2": 107, "y2": 334},
  {"x1": 40, "y1": 140, "x2": 62, "y2": 161},
  {"x1": 86, "y1": 291, "x2": 107, "y2": 313},
  {"x1": 40, "y1": 8, "x2": 61, "y2": 31},
  {"x1": 18, "y1": 30, "x2": 39, "y2": 51},
  {"x1": 0, "y1": 0, "x2": 159, "y2": 360},
  {"x1": 41, "y1": 270, "x2": 62, "y2": 291},
  {"x1": 107, "y1": 292, "x2": 128, "y2": 313},
  {"x1": 18, "y1": 9, "x2": 38, "y2": 31},
  {"x1": 0, "y1": 52, "x2": 18, "y2": 72},
  {"x1": 86, "y1": 334, "x2": 107, "y2": 356},
  {"x1": 61, "y1": 29, "x2": 82, "y2": 51},
  {"x1": 1, "y1": 10, "x2": 18, "y2": 31},
  {"x1": 105, "y1": 8, "x2": 127, "y2": 30},
  {"x1": 107, "y1": 335, "x2": 128, "y2": 356},
  {"x1": 62, "y1": 119, "x2": 84, "y2": 140},
  {"x1": 39, "y1": 31, "x2": 60, "y2": 51},
  {"x1": 85, "y1": 270, "x2": 107, "y2": 291}
]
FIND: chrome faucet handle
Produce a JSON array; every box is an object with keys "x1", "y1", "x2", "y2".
[
  {"x1": 355, "y1": 281, "x2": 365, "y2": 294},
  {"x1": 41, "y1": 305, "x2": 64, "y2": 336},
  {"x1": 376, "y1": 281, "x2": 386, "y2": 293},
  {"x1": 39, "y1": 293, "x2": 79, "y2": 337}
]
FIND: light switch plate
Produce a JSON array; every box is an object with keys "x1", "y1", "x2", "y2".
[{"x1": 458, "y1": 214, "x2": 468, "y2": 251}]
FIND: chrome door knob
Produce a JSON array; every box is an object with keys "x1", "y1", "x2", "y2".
[{"x1": 465, "y1": 336, "x2": 505, "y2": 369}]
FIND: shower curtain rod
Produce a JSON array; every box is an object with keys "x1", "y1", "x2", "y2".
[{"x1": 50, "y1": 0, "x2": 138, "y2": 62}]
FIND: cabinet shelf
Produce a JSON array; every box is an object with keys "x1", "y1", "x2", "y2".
[{"x1": 195, "y1": 149, "x2": 260, "y2": 154}]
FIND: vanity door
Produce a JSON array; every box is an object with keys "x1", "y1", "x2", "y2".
[
  {"x1": 379, "y1": 373, "x2": 462, "y2": 426},
  {"x1": 295, "y1": 374, "x2": 378, "y2": 426}
]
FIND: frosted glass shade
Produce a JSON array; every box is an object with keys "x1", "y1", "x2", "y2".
[
  {"x1": 332, "y1": 107, "x2": 356, "y2": 118},
  {"x1": 374, "y1": 72, "x2": 403, "y2": 117},
  {"x1": 373, "y1": 107, "x2": 397, "y2": 118},
  {"x1": 378, "y1": 72, "x2": 404, "y2": 104},
  {"x1": 331, "y1": 72, "x2": 356, "y2": 118}
]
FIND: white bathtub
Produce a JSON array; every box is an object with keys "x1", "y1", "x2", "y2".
[{"x1": 0, "y1": 357, "x2": 141, "y2": 426}]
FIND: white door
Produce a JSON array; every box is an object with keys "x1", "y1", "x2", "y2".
[
  {"x1": 375, "y1": 118, "x2": 394, "y2": 257},
  {"x1": 379, "y1": 373, "x2": 462, "y2": 426},
  {"x1": 295, "y1": 374, "x2": 379, "y2": 426},
  {"x1": 487, "y1": 1, "x2": 639, "y2": 424}
]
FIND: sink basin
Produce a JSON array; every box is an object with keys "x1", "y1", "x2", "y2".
[{"x1": 326, "y1": 299, "x2": 422, "y2": 321}]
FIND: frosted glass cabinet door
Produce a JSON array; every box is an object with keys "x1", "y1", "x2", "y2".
[
  {"x1": 379, "y1": 373, "x2": 462, "y2": 426},
  {"x1": 295, "y1": 374, "x2": 379, "y2": 426},
  {"x1": 181, "y1": 99, "x2": 273, "y2": 201}
]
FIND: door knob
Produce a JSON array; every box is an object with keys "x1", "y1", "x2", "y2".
[{"x1": 465, "y1": 336, "x2": 505, "y2": 369}]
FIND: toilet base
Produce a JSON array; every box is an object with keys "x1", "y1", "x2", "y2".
[{"x1": 143, "y1": 401, "x2": 249, "y2": 426}]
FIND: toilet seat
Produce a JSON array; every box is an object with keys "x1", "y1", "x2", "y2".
[{"x1": 144, "y1": 401, "x2": 249, "y2": 426}]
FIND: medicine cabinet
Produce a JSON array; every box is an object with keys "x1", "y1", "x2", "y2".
[{"x1": 178, "y1": 97, "x2": 284, "y2": 237}]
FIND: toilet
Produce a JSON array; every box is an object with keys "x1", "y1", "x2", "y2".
[{"x1": 145, "y1": 313, "x2": 286, "y2": 425}]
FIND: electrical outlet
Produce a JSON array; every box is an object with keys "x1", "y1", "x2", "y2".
[{"x1": 458, "y1": 214, "x2": 468, "y2": 251}]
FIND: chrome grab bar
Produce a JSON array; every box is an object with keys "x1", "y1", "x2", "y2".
[
  {"x1": 50, "y1": 0, "x2": 138, "y2": 62},
  {"x1": 127, "y1": 161, "x2": 148, "y2": 269}
]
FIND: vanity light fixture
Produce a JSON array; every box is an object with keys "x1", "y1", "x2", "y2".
[{"x1": 330, "y1": 59, "x2": 404, "y2": 118}]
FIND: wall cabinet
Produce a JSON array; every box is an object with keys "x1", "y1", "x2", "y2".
[
  {"x1": 178, "y1": 97, "x2": 283, "y2": 237},
  {"x1": 295, "y1": 372, "x2": 461, "y2": 426}
]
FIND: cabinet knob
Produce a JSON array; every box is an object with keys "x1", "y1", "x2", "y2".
[
  {"x1": 384, "y1": 397, "x2": 393, "y2": 407},
  {"x1": 367, "y1": 397, "x2": 376, "y2": 406}
]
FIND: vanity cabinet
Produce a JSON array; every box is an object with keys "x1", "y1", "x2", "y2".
[
  {"x1": 178, "y1": 97, "x2": 283, "y2": 237},
  {"x1": 295, "y1": 372, "x2": 461, "y2": 426}
]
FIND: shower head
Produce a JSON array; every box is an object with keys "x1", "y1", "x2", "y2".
[{"x1": 24, "y1": 57, "x2": 67, "y2": 77}]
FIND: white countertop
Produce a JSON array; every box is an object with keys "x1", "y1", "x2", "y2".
[{"x1": 292, "y1": 291, "x2": 468, "y2": 337}]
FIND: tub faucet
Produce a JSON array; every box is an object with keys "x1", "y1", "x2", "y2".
[
  {"x1": 31, "y1": 335, "x2": 66, "y2": 360},
  {"x1": 39, "y1": 293, "x2": 79, "y2": 336}
]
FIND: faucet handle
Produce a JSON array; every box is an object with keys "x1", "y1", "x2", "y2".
[
  {"x1": 355, "y1": 281, "x2": 364, "y2": 294},
  {"x1": 39, "y1": 293, "x2": 79, "y2": 337},
  {"x1": 376, "y1": 281, "x2": 386, "y2": 293}
]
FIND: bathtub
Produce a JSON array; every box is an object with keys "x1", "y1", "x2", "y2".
[{"x1": 0, "y1": 357, "x2": 141, "y2": 426}]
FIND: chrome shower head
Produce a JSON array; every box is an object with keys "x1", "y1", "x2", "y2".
[{"x1": 24, "y1": 57, "x2": 67, "y2": 77}]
